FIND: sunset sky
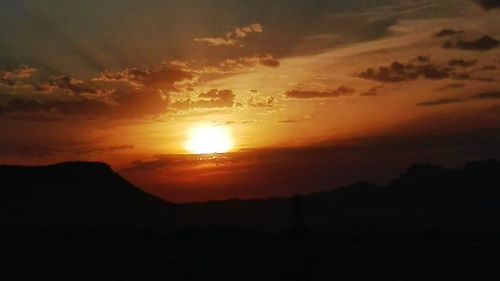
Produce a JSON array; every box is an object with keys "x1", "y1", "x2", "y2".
[{"x1": 1, "y1": 0, "x2": 500, "y2": 201}]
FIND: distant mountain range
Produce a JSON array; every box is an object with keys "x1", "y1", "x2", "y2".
[{"x1": 1, "y1": 159, "x2": 499, "y2": 231}]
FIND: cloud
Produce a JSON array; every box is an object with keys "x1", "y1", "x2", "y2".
[
  {"x1": 358, "y1": 56, "x2": 496, "y2": 84},
  {"x1": 0, "y1": 97, "x2": 112, "y2": 117},
  {"x1": 0, "y1": 65, "x2": 37, "y2": 89},
  {"x1": 37, "y1": 75, "x2": 114, "y2": 96},
  {"x1": 473, "y1": 65, "x2": 498, "y2": 72},
  {"x1": 279, "y1": 119, "x2": 298, "y2": 123},
  {"x1": 194, "y1": 23, "x2": 263, "y2": 47},
  {"x1": 93, "y1": 65, "x2": 195, "y2": 90},
  {"x1": 194, "y1": 37, "x2": 237, "y2": 46},
  {"x1": 448, "y1": 59, "x2": 477, "y2": 68},
  {"x1": 0, "y1": 63, "x2": 222, "y2": 120},
  {"x1": 258, "y1": 55, "x2": 280, "y2": 68},
  {"x1": 451, "y1": 72, "x2": 495, "y2": 82},
  {"x1": 435, "y1": 29, "x2": 463, "y2": 38},
  {"x1": 416, "y1": 91, "x2": 500, "y2": 106},
  {"x1": 357, "y1": 57, "x2": 451, "y2": 82},
  {"x1": 218, "y1": 54, "x2": 280, "y2": 72},
  {"x1": 474, "y1": 91, "x2": 500, "y2": 99},
  {"x1": 443, "y1": 35, "x2": 499, "y2": 51},
  {"x1": 0, "y1": 64, "x2": 178, "y2": 120},
  {"x1": 360, "y1": 85, "x2": 384, "y2": 96},
  {"x1": 417, "y1": 98, "x2": 462, "y2": 106},
  {"x1": 471, "y1": 0, "x2": 500, "y2": 10},
  {"x1": 437, "y1": 83, "x2": 466, "y2": 91},
  {"x1": 122, "y1": 154, "x2": 234, "y2": 174},
  {"x1": 0, "y1": 85, "x2": 171, "y2": 120},
  {"x1": 284, "y1": 86, "x2": 355, "y2": 99},
  {"x1": 230, "y1": 23, "x2": 263, "y2": 38},
  {"x1": 247, "y1": 95, "x2": 276, "y2": 107},
  {"x1": 183, "y1": 54, "x2": 280, "y2": 75},
  {"x1": 171, "y1": 89, "x2": 236, "y2": 110}
]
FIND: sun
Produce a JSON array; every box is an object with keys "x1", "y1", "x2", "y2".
[{"x1": 185, "y1": 126, "x2": 233, "y2": 154}]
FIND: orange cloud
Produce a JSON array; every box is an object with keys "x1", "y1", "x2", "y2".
[
  {"x1": 37, "y1": 76, "x2": 114, "y2": 97},
  {"x1": 0, "y1": 65, "x2": 37, "y2": 89},
  {"x1": 194, "y1": 23, "x2": 263, "y2": 47},
  {"x1": 246, "y1": 95, "x2": 276, "y2": 107},
  {"x1": 171, "y1": 89, "x2": 236, "y2": 110},
  {"x1": 284, "y1": 86, "x2": 355, "y2": 99},
  {"x1": 93, "y1": 65, "x2": 195, "y2": 90}
]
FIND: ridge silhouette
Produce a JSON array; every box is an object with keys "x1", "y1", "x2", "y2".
[
  {"x1": 1, "y1": 159, "x2": 499, "y2": 231},
  {"x1": 0, "y1": 161, "x2": 174, "y2": 227},
  {"x1": 1, "y1": 160, "x2": 500, "y2": 281}
]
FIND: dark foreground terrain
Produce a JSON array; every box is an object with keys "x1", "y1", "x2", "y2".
[
  {"x1": 1, "y1": 160, "x2": 500, "y2": 280},
  {"x1": 1, "y1": 226, "x2": 499, "y2": 281}
]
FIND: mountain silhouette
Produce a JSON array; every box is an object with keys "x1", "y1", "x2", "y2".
[
  {"x1": 2, "y1": 160, "x2": 500, "y2": 281},
  {"x1": 1, "y1": 159, "x2": 500, "y2": 231},
  {"x1": 175, "y1": 159, "x2": 500, "y2": 231},
  {"x1": 0, "y1": 161, "x2": 174, "y2": 227}
]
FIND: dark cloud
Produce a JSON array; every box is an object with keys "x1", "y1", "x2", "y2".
[
  {"x1": 437, "y1": 83, "x2": 466, "y2": 91},
  {"x1": 0, "y1": 64, "x2": 197, "y2": 120},
  {"x1": 171, "y1": 89, "x2": 236, "y2": 110},
  {"x1": 37, "y1": 75, "x2": 114, "y2": 96},
  {"x1": 358, "y1": 56, "x2": 496, "y2": 84},
  {"x1": 357, "y1": 58, "x2": 450, "y2": 82},
  {"x1": 452, "y1": 72, "x2": 495, "y2": 82},
  {"x1": 443, "y1": 36, "x2": 499, "y2": 51},
  {"x1": 0, "y1": 62, "x2": 198, "y2": 120},
  {"x1": 417, "y1": 98, "x2": 462, "y2": 106},
  {"x1": 473, "y1": 65, "x2": 498, "y2": 72},
  {"x1": 258, "y1": 56, "x2": 280, "y2": 68},
  {"x1": 284, "y1": 86, "x2": 354, "y2": 99},
  {"x1": 113, "y1": 88, "x2": 170, "y2": 117},
  {"x1": 411, "y1": 56, "x2": 430, "y2": 63},
  {"x1": 416, "y1": 91, "x2": 500, "y2": 107},
  {"x1": 474, "y1": 91, "x2": 500, "y2": 99},
  {"x1": 93, "y1": 66, "x2": 195, "y2": 90},
  {"x1": 0, "y1": 86, "x2": 170, "y2": 120},
  {"x1": 435, "y1": 29, "x2": 463, "y2": 38},
  {"x1": 360, "y1": 85, "x2": 383, "y2": 96},
  {"x1": 472, "y1": 0, "x2": 500, "y2": 10},
  {"x1": 449, "y1": 59, "x2": 477, "y2": 68},
  {"x1": 0, "y1": 97, "x2": 112, "y2": 117}
]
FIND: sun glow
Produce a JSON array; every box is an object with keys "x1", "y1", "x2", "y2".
[{"x1": 185, "y1": 126, "x2": 233, "y2": 154}]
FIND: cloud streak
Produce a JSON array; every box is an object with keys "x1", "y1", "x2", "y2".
[
  {"x1": 284, "y1": 86, "x2": 355, "y2": 99},
  {"x1": 171, "y1": 89, "x2": 237, "y2": 110},
  {"x1": 0, "y1": 65, "x2": 37, "y2": 89},
  {"x1": 357, "y1": 57, "x2": 451, "y2": 82},
  {"x1": 247, "y1": 95, "x2": 276, "y2": 108},
  {"x1": 443, "y1": 36, "x2": 499, "y2": 51},
  {"x1": 417, "y1": 91, "x2": 500, "y2": 106},
  {"x1": 194, "y1": 23, "x2": 263, "y2": 47}
]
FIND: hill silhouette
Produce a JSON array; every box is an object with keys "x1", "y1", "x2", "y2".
[
  {"x1": 0, "y1": 161, "x2": 174, "y2": 227},
  {"x1": 1, "y1": 159, "x2": 500, "y2": 280},
  {"x1": 1, "y1": 159, "x2": 499, "y2": 231}
]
